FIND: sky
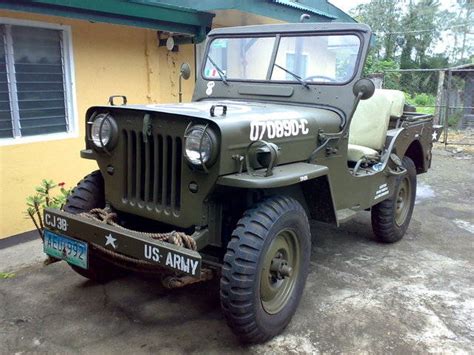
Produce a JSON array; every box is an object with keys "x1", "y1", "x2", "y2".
[
  {"x1": 328, "y1": 0, "x2": 460, "y2": 14},
  {"x1": 328, "y1": 0, "x2": 470, "y2": 55},
  {"x1": 328, "y1": 0, "x2": 370, "y2": 13}
]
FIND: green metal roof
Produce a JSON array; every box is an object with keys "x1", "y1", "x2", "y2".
[
  {"x1": 0, "y1": 0, "x2": 214, "y2": 42},
  {"x1": 271, "y1": 0, "x2": 336, "y2": 19},
  {"x1": 137, "y1": 0, "x2": 355, "y2": 23},
  {"x1": 0, "y1": 0, "x2": 355, "y2": 42}
]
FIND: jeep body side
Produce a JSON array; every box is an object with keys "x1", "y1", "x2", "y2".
[{"x1": 43, "y1": 22, "x2": 434, "y2": 343}]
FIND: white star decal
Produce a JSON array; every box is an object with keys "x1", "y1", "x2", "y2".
[
  {"x1": 432, "y1": 131, "x2": 438, "y2": 141},
  {"x1": 105, "y1": 233, "x2": 117, "y2": 249}
]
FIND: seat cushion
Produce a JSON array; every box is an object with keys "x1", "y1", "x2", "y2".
[
  {"x1": 348, "y1": 89, "x2": 405, "y2": 163},
  {"x1": 378, "y1": 89, "x2": 406, "y2": 117},
  {"x1": 348, "y1": 144, "x2": 379, "y2": 162},
  {"x1": 349, "y1": 90, "x2": 393, "y2": 151}
]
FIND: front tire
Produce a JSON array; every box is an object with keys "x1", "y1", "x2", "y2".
[
  {"x1": 220, "y1": 196, "x2": 311, "y2": 343},
  {"x1": 64, "y1": 170, "x2": 119, "y2": 282},
  {"x1": 371, "y1": 156, "x2": 417, "y2": 243}
]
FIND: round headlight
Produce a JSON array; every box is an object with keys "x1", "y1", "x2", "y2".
[
  {"x1": 184, "y1": 125, "x2": 218, "y2": 167},
  {"x1": 91, "y1": 114, "x2": 115, "y2": 148}
]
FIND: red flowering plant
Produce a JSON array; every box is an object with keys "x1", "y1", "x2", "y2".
[{"x1": 26, "y1": 179, "x2": 71, "y2": 240}]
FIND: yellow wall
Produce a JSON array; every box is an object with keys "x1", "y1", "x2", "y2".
[{"x1": 0, "y1": 10, "x2": 196, "y2": 238}]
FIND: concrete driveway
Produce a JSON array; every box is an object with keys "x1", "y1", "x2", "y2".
[{"x1": 1, "y1": 147, "x2": 473, "y2": 354}]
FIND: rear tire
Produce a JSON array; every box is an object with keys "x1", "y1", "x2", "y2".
[
  {"x1": 220, "y1": 196, "x2": 311, "y2": 343},
  {"x1": 64, "y1": 170, "x2": 119, "y2": 282},
  {"x1": 371, "y1": 157, "x2": 417, "y2": 243}
]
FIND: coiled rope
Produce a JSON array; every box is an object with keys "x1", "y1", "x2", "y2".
[{"x1": 80, "y1": 208, "x2": 197, "y2": 251}]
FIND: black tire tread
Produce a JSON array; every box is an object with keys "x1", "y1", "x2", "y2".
[
  {"x1": 63, "y1": 170, "x2": 117, "y2": 282},
  {"x1": 371, "y1": 157, "x2": 417, "y2": 243},
  {"x1": 64, "y1": 170, "x2": 105, "y2": 214}
]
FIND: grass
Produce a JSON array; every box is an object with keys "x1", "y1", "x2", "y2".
[
  {"x1": 0, "y1": 272, "x2": 15, "y2": 279},
  {"x1": 404, "y1": 92, "x2": 436, "y2": 115},
  {"x1": 414, "y1": 106, "x2": 435, "y2": 115}
]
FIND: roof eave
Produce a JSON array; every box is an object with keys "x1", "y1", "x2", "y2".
[{"x1": 0, "y1": 0, "x2": 214, "y2": 42}]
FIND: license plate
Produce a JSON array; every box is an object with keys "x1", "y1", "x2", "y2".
[{"x1": 43, "y1": 230, "x2": 88, "y2": 269}]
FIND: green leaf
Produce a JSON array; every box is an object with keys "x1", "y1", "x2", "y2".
[
  {"x1": 36, "y1": 187, "x2": 47, "y2": 194},
  {"x1": 33, "y1": 195, "x2": 44, "y2": 204},
  {"x1": 41, "y1": 179, "x2": 56, "y2": 190}
]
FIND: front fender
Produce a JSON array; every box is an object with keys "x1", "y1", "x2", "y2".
[{"x1": 216, "y1": 162, "x2": 328, "y2": 189}]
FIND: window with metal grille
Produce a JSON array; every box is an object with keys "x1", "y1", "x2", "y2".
[{"x1": 0, "y1": 21, "x2": 75, "y2": 141}]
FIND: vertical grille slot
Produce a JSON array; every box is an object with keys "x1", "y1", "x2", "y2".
[
  {"x1": 153, "y1": 134, "x2": 163, "y2": 205},
  {"x1": 166, "y1": 136, "x2": 173, "y2": 207},
  {"x1": 161, "y1": 135, "x2": 169, "y2": 209},
  {"x1": 144, "y1": 134, "x2": 154, "y2": 203},
  {"x1": 130, "y1": 131, "x2": 137, "y2": 200},
  {"x1": 174, "y1": 137, "x2": 182, "y2": 210},
  {"x1": 122, "y1": 128, "x2": 182, "y2": 214},
  {"x1": 122, "y1": 130, "x2": 128, "y2": 199},
  {"x1": 136, "y1": 132, "x2": 142, "y2": 201}
]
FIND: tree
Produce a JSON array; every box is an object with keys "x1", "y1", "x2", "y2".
[
  {"x1": 352, "y1": 0, "x2": 402, "y2": 61},
  {"x1": 363, "y1": 55, "x2": 401, "y2": 89},
  {"x1": 352, "y1": 0, "x2": 470, "y2": 97},
  {"x1": 447, "y1": 0, "x2": 473, "y2": 64},
  {"x1": 400, "y1": 0, "x2": 441, "y2": 68},
  {"x1": 353, "y1": 0, "x2": 444, "y2": 69},
  {"x1": 398, "y1": 0, "x2": 442, "y2": 94}
]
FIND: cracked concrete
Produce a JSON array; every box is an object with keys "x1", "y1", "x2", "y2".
[{"x1": 0, "y1": 147, "x2": 473, "y2": 353}]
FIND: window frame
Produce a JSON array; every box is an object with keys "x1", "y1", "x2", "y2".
[
  {"x1": 0, "y1": 17, "x2": 78, "y2": 146},
  {"x1": 201, "y1": 32, "x2": 364, "y2": 86}
]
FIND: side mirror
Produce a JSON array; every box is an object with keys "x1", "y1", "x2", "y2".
[
  {"x1": 353, "y1": 78, "x2": 375, "y2": 100},
  {"x1": 180, "y1": 63, "x2": 191, "y2": 80}
]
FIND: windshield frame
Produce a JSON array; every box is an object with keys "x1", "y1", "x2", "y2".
[{"x1": 201, "y1": 31, "x2": 365, "y2": 86}]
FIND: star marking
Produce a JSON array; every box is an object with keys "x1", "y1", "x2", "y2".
[
  {"x1": 432, "y1": 131, "x2": 438, "y2": 141},
  {"x1": 105, "y1": 233, "x2": 117, "y2": 249}
]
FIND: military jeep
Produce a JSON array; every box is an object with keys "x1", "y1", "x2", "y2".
[{"x1": 43, "y1": 23, "x2": 435, "y2": 343}]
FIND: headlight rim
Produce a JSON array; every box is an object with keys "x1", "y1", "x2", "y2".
[
  {"x1": 184, "y1": 123, "x2": 219, "y2": 170},
  {"x1": 88, "y1": 112, "x2": 118, "y2": 152}
]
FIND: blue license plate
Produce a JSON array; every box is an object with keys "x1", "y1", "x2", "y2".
[{"x1": 43, "y1": 230, "x2": 88, "y2": 269}]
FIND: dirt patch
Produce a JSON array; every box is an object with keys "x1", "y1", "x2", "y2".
[{"x1": 440, "y1": 129, "x2": 474, "y2": 154}]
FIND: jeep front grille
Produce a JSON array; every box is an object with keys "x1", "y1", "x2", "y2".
[{"x1": 122, "y1": 129, "x2": 182, "y2": 214}]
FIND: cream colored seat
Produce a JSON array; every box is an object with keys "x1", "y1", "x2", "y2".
[{"x1": 348, "y1": 89, "x2": 405, "y2": 162}]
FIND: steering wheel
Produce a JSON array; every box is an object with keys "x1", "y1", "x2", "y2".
[{"x1": 304, "y1": 75, "x2": 337, "y2": 83}]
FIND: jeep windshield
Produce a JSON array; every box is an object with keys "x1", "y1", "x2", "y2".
[{"x1": 203, "y1": 34, "x2": 361, "y2": 84}]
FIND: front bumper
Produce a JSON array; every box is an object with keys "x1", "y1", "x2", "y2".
[{"x1": 43, "y1": 208, "x2": 202, "y2": 277}]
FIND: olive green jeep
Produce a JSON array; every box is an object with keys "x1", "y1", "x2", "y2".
[{"x1": 43, "y1": 23, "x2": 436, "y2": 343}]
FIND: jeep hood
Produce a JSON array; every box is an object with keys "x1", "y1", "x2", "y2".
[
  {"x1": 131, "y1": 100, "x2": 340, "y2": 124},
  {"x1": 88, "y1": 100, "x2": 342, "y2": 174}
]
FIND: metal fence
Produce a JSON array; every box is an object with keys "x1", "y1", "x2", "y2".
[{"x1": 375, "y1": 66, "x2": 474, "y2": 146}]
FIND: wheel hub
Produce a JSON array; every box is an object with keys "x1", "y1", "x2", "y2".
[
  {"x1": 260, "y1": 229, "x2": 300, "y2": 314},
  {"x1": 270, "y1": 253, "x2": 293, "y2": 280},
  {"x1": 395, "y1": 177, "x2": 411, "y2": 226}
]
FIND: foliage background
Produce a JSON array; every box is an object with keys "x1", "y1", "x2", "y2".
[
  {"x1": 353, "y1": 0, "x2": 472, "y2": 121},
  {"x1": 353, "y1": 0, "x2": 472, "y2": 71}
]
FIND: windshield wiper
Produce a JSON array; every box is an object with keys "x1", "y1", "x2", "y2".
[
  {"x1": 273, "y1": 63, "x2": 309, "y2": 89},
  {"x1": 206, "y1": 55, "x2": 228, "y2": 85}
]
